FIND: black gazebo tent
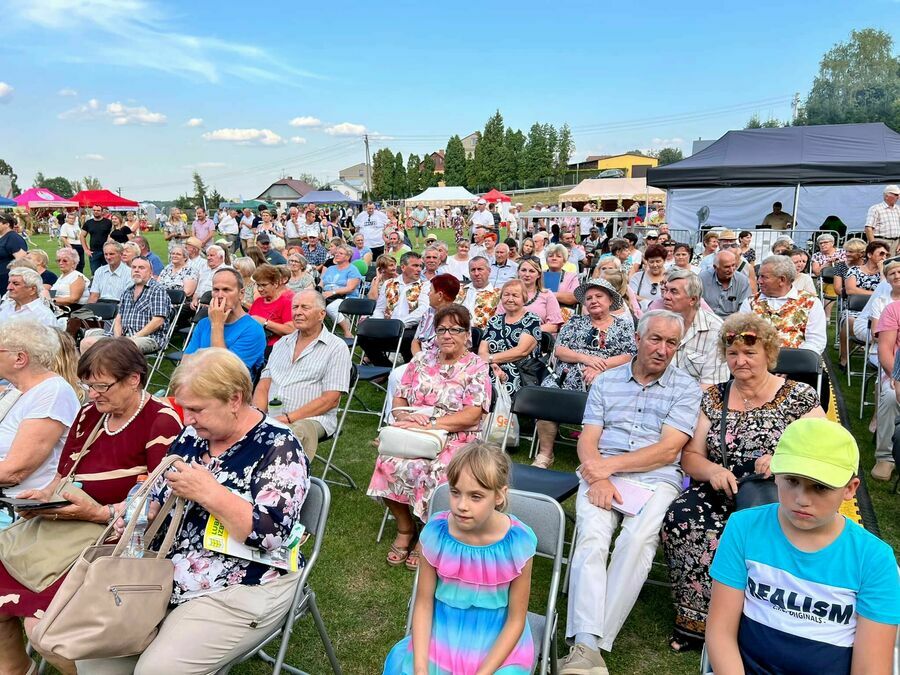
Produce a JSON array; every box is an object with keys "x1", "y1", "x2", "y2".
[{"x1": 648, "y1": 123, "x2": 900, "y2": 188}]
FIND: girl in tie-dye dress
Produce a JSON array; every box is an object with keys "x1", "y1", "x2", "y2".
[{"x1": 383, "y1": 443, "x2": 537, "y2": 675}]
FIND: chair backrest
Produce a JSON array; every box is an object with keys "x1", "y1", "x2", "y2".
[
  {"x1": 337, "y1": 297, "x2": 376, "y2": 318},
  {"x1": 511, "y1": 386, "x2": 588, "y2": 426},
  {"x1": 84, "y1": 302, "x2": 119, "y2": 321},
  {"x1": 299, "y1": 476, "x2": 330, "y2": 542},
  {"x1": 192, "y1": 306, "x2": 209, "y2": 324},
  {"x1": 470, "y1": 326, "x2": 483, "y2": 354},
  {"x1": 773, "y1": 347, "x2": 820, "y2": 378},
  {"x1": 365, "y1": 266, "x2": 378, "y2": 283},
  {"x1": 540, "y1": 332, "x2": 555, "y2": 356},
  {"x1": 166, "y1": 288, "x2": 187, "y2": 306},
  {"x1": 198, "y1": 290, "x2": 212, "y2": 305},
  {"x1": 356, "y1": 317, "x2": 404, "y2": 341},
  {"x1": 845, "y1": 293, "x2": 869, "y2": 313},
  {"x1": 820, "y1": 265, "x2": 836, "y2": 283}
]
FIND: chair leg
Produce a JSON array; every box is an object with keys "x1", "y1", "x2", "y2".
[
  {"x1": 376, "y1": 507, "x2": 391, "y2": 543},
  {"x1": 308, "y1": 590, "x2": 343, "y2": 675},
  {"x1": 548, "y1": 632, "x2": 559, "y2": 675},
  {"x1": 562, "y1": 522, "x2": 577, "y2": 595}
]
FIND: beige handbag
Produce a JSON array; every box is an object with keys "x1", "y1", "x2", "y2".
[
  {"x1": 31, "y1": 454, "x2": 186, "y2": 660},
  {"x1": 378, "y1": 408, "x2": 448, "y2": 460},
  {"x1": 0, "y1": 418, "x2": 107, "y2": 592}
]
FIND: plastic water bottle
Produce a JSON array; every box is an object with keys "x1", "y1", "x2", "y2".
[
  {"x1": 268, "y1": 397, "x2": 284, "y2": 419},
  {"x1": 123, "y1": 475, "x2": 149, "y2": 558}
]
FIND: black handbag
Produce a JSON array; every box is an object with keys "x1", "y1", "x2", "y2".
[
  {"x1": 517, "y1": 356, "x2": 551, "y2": 388},
  {"x1": 719, "y1": 381, "x2": 779, "y2": 510}
]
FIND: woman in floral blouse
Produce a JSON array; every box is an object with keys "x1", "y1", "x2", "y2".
[
  {"x1": 78, "y1": 348, "x2": 310, "y2": 674},
  {"x1": 368, "y1": 305, "x2": 490, "y2": 571}
]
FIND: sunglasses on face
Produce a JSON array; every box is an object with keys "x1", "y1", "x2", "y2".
[{"x1": 723, "y1": 331, "x2": 759, "y2": 346}]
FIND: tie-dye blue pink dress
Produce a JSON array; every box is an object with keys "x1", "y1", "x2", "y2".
[{"x1": 383, "y1": 511, "x2": 537, "y2": 674}]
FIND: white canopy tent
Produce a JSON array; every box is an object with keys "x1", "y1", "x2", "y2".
[
  {"x1": 406, "y1": 186, "x2": 478, "y2": 206},
  {"x1": 559, "y1": 178, "x2": 665, "y2": 205}
]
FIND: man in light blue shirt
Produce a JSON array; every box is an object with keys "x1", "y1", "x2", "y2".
[{"x1": 561, "y1": 310, "x2": 701, "y2": 674}]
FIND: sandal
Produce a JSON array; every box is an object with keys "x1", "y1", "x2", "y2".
[
  {"x1": 531, "y1": 454, "x2": 554, "y2": 469},
  {"x1": 386, "y1": 529, "x2": 416, "y2": 566},
  {"x1": 405, "y1": 548, "x2": 421, "y2": 571},
  {"x1": 668, "y1": 634, "x2": 702, "y2": 653}
]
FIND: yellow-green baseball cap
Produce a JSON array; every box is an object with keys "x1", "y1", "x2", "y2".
[{"x1": 770, "y1": 418, "x2": 859, "y2": 488}]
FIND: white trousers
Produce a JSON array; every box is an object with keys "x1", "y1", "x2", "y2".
[
  {"x1": 876, "y1": 373, "x2": 898, "y2": 462},
  {"x1": 325, "y1": 299, "x2": 346, "y2": 326},
  {"x1": 566, "y1": 477, "x2": 680, "y2": 652},
  {"x1": 385, "y1": 363, "x2": 410, "y2": 424}
]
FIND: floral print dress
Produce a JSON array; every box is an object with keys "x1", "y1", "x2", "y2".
[
  {"x1": 543, "y1": 314, "x2": 637, "y2": 391},
  {"x1": 660, "y1": 379, "x2": 819, "y2": 641},
  {"x1": 483, "y1": 311, "x2": 542, "y2": 395},
  {"x1": 152, "y1": 417, "x2": 310, "y2": 604},
  {"x1": 367, "y1": 351, "x2": 490, "y2": 521}
]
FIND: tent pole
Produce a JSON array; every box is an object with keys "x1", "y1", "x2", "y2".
[{"x1": 791, "y1": 182, "x2": 801, "y2": 239}]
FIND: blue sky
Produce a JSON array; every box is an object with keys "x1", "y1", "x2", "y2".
[{"x1": 0, "y1": 0, "x2": 897, "y2": 201}]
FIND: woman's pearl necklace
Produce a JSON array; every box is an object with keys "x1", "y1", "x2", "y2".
[{"x1": 103, "y1": 390, "x2": 148, "y2": 436}]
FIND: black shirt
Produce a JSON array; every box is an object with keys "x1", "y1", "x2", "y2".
[
  {"x1": 82, "y1": 217, "x2": 112, "y2": 251},
  {"x1": 41, "y1": 269, "x2": 59, "y2": 287},
  {"x1": 109, "y1": 226, "x2": 132, "y2": 244},
  {"x1": 0, "y1": 231, "x2": 27, "y2": 291}
]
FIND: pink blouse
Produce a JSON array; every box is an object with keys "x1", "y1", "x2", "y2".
[{"x1": 496, "y1": 289, "x2": 563, "y2": 326}]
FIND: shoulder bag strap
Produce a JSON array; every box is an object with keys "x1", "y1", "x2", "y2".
[
  {"x1": 63, "y1": 413, "x2": 106, "y2": 481},
  {"x1": 719, "y1": 380, "x2": 733, "y2": 472}
]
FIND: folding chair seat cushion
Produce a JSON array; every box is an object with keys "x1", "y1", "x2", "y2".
[
  {"x1": 510, "y1": 463, "x2": 579, "y2": 503},
  {"x1": 357, "y1": 364, "x2": 393, "y2": 381}
]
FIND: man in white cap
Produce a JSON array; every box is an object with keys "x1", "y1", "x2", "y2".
[
  {"x1": 865, "y1": 185, "x2": 900, "y2": 255},
  {"x1": 469, "y1": 198, "x2": 495, "y2": 234}
]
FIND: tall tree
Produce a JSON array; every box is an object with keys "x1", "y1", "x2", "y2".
[
  {"x1": 501, "y1": 128, "x2": 525, "y2": 187},
  {"x1": 653, "y1": 147, "x2": 684, "y2": 166},
  {"x1": 208, "y1": 188, "x2": 225, "y2": 211},
  {"x1": 35, "y1": 173, "x2": 75, "y2": 198},
  {"x1": 407, "y1": 154, "x2": 422, "y2": 195},
  {"x1": 173, "y1": 194, "x2": 194, "y2": 211},
  {"x1": 443, "y1": 135, "x2": 467, "y2": 186},
  {"x1": 390, "y1": 152, "x2": 406, "y2": 198},
  {"x1": 522, "y1": 123, "x2": 549, "y2": 184},
  {"x1": 801, "y1": 28, "x2": 900, "y2": 130},
  {"x1": 0, "y1": 159, "x2": 21, "y2": 196},
  {"x1": 371, "y1": 148, "x2": 394, "y2": 199},
  {"x1": 192, "y1": 171, "x2": 209, "y2": 209},
  {"x1": 473, "y1": 110, "x2": 506, "y2": 189},
  {"x1": 465, "y1": 157, "x2": 477, "y2": 191},
  {"x1": 555, "y1": 123, "x2": 574, "y2": 180},
  {"x1": 543, "y1": 124, "x2": 558, "y2": 181},
  {"x1": 421, "y1": 153, "x2": 437, "y2": 189}
]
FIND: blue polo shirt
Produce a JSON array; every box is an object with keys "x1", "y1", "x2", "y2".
[{"x1": 184, "y1": 313, "x2": 266, "y2": 370}]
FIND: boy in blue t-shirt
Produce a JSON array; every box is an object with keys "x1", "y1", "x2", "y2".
[{"x1": 708, "y1": 418, "x2": 900, "y2": 675}]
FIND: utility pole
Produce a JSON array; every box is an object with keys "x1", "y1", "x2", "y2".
[
  {"x1": 116, "y1": 187, "x2": 122, "y2": 196},
  {"x1": 791, "y1": 92, "x2": 800, "y2": 123},
  {"x1": 363, "y1": 134, "x2": 372, "y2": 200}
]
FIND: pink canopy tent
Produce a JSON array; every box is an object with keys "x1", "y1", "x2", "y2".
[{"x1": 14, "y1": 188, "x2": 78, "y2": 209}]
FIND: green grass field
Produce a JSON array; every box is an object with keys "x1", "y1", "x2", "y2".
[{"x1": 28, "y1": 230, "x2": 899, "y2": 675}]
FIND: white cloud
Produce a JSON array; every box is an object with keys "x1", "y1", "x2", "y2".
[
  {"x1": 184, "y1": 162, "x2": 227, "y2": 169},
  {"x1": 106, "y1": 101, "x2": 166, "y2": 125},
  {"x1": 58, "y1": 87, "x2": 78, "y2": 97},
  {"x1": 324, "y1": 122, "x2": 367, "y2": 136},
  {"x1": 289, "y1": 116, "x2": 321, "y2": 128},
  {"x1": 59, "y1": 98, "x2": 165, "y2": 125},
  {"x1": 202, "y1": 128, "x2": 285, "y2": 146},
  {"x1": 12, "y1": 0, "x2": 320, "y2": 86},
  {"x1": 290, "y1": 136, "x2": 307, "y2": 144},
  {"x1": 0, "y1": 82, "x2": 13, "y2": 103},
  {"x1": 650, "y1": 137, "x2": 685, "y2": 148},
  {"x1": 79, "y1": 153, "x2": 105, "y2": 161},
  {"x1": 185, "y1": 117, "x2": 204, "y2": 127}
]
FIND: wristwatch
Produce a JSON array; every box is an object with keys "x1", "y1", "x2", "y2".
[{"x1": 429, "y1": 416, "x2": 437, "y2": 429}]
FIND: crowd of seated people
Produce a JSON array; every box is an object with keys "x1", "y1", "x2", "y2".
[{"x1": 0, "y1": 201, "x2": 896, "y2": 675}]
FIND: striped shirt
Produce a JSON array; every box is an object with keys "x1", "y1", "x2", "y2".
[
  {"x1": 261, "y1": 328, "x2": 351, "y2": 435},
  {"x1": 865, "y1": 201, "x2": 900, "y2": 239},
  {"x1": 116, "y1": 279, "x2": 172, "y2": 349},
  {"x1": 583, "y1": 359, "x2": 701, "y2": 489},
  {"x1": 89, "y1": 263, "x2": 132, "y2": 301},
  {"x1": 675, "y1": 308, "x2": 730, "y2": 386}
]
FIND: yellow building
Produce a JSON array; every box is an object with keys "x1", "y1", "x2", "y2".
[{"x1": 568, "y1": 153, "x2": 658, "y2": 179}]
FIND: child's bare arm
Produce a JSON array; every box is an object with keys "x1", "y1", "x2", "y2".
[
  {"x1": 475, "y1": 558, "x2": 533, "y2": 675},
  {"x1": 706, "y1": 581, "x2": 746, "y2": 675},
  {"x1": 851, "y1": 616, "x2": 896, "y2": 675},
  {"x1": 410, "y1": 556, "x2": 437, "y2": 675}
]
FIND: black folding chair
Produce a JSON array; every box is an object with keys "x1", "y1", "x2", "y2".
[
  {"x1": 346, "y1": 318, "x2": 405, "y2": 420},
  {"x1": 329, "y1": 297, "x2": 376, "y2": 347},
  {"x1": 773, "y1": 347, "x2": 829, "y2": 413}
]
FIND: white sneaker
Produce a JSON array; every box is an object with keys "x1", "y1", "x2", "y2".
[{"x1": 559, "y1": 643, "x2": 609, "y2": 675}]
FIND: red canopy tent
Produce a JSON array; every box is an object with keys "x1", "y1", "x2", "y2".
[
  {"x1": 71, "y1": 189, "x2": 139, "y2": 209},
  {"x1": 482, "y1": 188, "x2": 511, "y2": 203}
]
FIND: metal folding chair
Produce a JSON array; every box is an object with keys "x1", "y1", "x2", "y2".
[
  {"x1": 163, "y1": 306, "x2": 209, "y2": 395},
  {"x1": 398, "y1": 483, "x2": 566, "y2": 675},
  {"x1": 316, "y1": 365, "x2": 359, "y2": 490},
  {"x1": 328, "y1": 297, "x2": 375, "y2": 347},
  {"x1": 146, "y1": 289, "x2": 186, "y2": 391},
  {"x1": 773, "y1": 348, "x2": 828, "y2": 413},
  {"x1": 843, "y1": 293, "x2": 870, "y2": 385},
  {"x1": 215, "y1": 478, "x2": 341, "y2": 675},
  {"x1": 346, "y1": 318, "x2": 405, "y2": 420}
]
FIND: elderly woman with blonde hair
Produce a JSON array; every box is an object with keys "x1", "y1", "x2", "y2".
[
  {"x1": 77, "y1": 348, "x2": 309, "y2": 675},
  {"x1": 660, "y1": 312, "x2": 825, "y2": 653}
]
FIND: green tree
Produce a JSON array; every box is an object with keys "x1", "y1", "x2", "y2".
[
  {"x1": 801, "y1": 28, "x2": 900, "y2": 130},
  {"x1": 522, "y1": 123, "x2": 547, "y2": 184},
  {"x1": 371, "y1": 148, "x2": 394, "y2": 199},
  {"x1": 555, "y1": 123, "x2": 574, "y2": 180},
  {"x1": 392, "y1": 152, "x2": 407, "y2": 199},
  {"x1": 421, "y1": 153, "x2": 437, "y2": 189},
  {"x1": 543, "y1": 124, "x2": 558, "y2": 182},
  {"x1": 192, "y1": 171, "x2": 208, "y2": 209},
  {"x1": 208, "y1": 188, "x2": 225, "y2": 210},
  {"x1": 34, "y1": 173, "x2": 75, "y2": 198},
  {"x1": 0, "y1": 160, "x2": 21, "y2": 196},
  {"x1": 173, "y1": 194, "x2": 194, "y2": 211},
  {"x1": 465, "y1": 157, "x2": 477, "y2": 191},
  {"x1": 473, "y1": 110, "x2": 505, "y2": 189},
  {"x1": 443, "y1": 135, "x2": 467, "y2": 186},
  {"x1": 71, "y1": 176, "x2": 103, "y2": 193},
  {"x1": 501, "y1": 128, "x2": 525, "y2": 187},
  {"x1": 654, "y1": 147, "x2": 684, "y2": 165},
  {"x1": 745, "y1": 114, "x2": 786, "y2": 128},
  {"x1": 407, "y1": 154, "x2": 422, "y2": 195}
]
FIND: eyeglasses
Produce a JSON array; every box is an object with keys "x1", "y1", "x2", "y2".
[
  {"x1": 435, "y1": 327, "x2": 467, "y2": 336},
  {"x1": 723, "y1": 331, "x2": 759, "y2": 347},
  {"x1": 664, "y1": 242, "x2": 676, "y2": 247},
  {"x1": 81, "y1": 379, "x2": 121, "y2": 393}
]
